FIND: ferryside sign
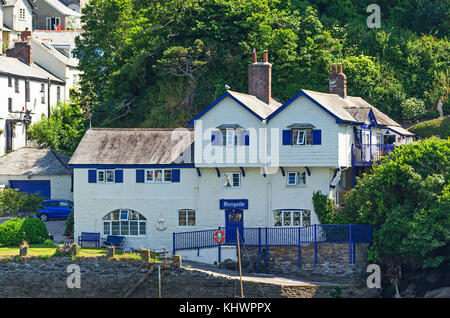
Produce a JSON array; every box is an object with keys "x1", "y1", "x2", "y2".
[{"x1": 219, "y1": 199, "x2": 248, "y2": 210}]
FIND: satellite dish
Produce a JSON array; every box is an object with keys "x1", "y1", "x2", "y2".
[{"x1": 225, "y1": 84, "x2": 231, "y2": 90}]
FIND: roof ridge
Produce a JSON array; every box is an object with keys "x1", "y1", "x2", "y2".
[{"x1": 90, "y1": 127, "x2": 194, "y2": 131}]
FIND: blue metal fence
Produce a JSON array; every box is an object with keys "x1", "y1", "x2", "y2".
[{"x1": 173, "y1": 224, "x2": 372, "y2": 266}]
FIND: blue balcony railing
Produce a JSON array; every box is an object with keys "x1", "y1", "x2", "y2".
[{"x1": 352, "y1": 143, "x2": 395, "y2": 165}]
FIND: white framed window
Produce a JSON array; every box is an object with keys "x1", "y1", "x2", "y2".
[
  {"x1": 292, "y1": 129, "x2": 312, "y2": 145},
  {"x1": 103, "y1": 209, "x2": 146, "y2": 236},
  {"x1": 286, "y1": 171, "x2": 307, "y2": 186},
  {"x1": 46, "y1": 17, "x2": 61, "y2": 30},
  {"x1": 145, "y1": 169, "x2": 172, "y2": 183},
  {"x1": 19, "y1": 8, "x2": 26, "y2": 21},
  {"x1": 223, "y1": 172, "x2": 240, "y2": 189},
  {"x1": 97, "y1": 169, "x2": 115, "y2": 183},
  {"x1": 178, "y1": 209, "x2": 196, "y2": 227},
  {"x1": 273, "y1": 210, "x2": 311, "y2": 227}
]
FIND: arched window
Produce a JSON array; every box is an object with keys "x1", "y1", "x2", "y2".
[{"x1": 102, "y1": 209, "x2": 147, "y2": 236}]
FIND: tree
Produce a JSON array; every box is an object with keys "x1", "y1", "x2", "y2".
[
  {"x1": 0, "y1": 189, "x2": 25, "y2": 217},
  {"x1": 27, "y1": 100, "x2": 86, "y2": 156},
  {"x1": 341, "y1": 138, "x2": 450, "y2": 272}
]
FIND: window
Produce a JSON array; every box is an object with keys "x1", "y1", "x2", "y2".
[
  {"x1": 178, "y1": 209, "x2": 196, "y2": 227},
  {"x1": 57, "y1": 86, "x2": 61, "y2": 102},
  {"x1": 145, "y1": 169, "x2": 172, "y2": 183},
  {"x1": 286, "y1": 171, "x2": 307, "y2": 186},
  {"x1": 103, "y1": 209, "x2": 147, "y2": 236},
  {"x1": 8, "y1": 77, "x2": 12, "y2": 87},
  {"x1": 59, "y1": 201, "x2": 72, "y2": 208},
  {"x1": 273, "y1": 210, "x2": 311, "y2": 227},
  {"x1": 8, "y1": 98, "x2": 13, "y2": 112},
  {"x1": 14, "y1": 78, "x2": 19, "y2": 93},
  {"x1": 292, "y1": 129, "x2": 312, "y2": 145},
  {"x1": 19, "y1": 8, "x2": 26, "y2": 21},
  {"x1": 220, "y1": 129, "x2": 239, "y2": 146},
  {"x1": 223, "y1": 172, "x2": 240, "y2": 188},
  {"x1": 97, "y1": 170, "x2": 115, "y2": 183},
  {"x1": 46, "y1": 17, "x2": 61, "y2": 30}
]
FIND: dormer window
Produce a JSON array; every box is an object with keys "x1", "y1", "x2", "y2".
[{"x1": 211, "y1": 124, "x2": 249, "y2": 146}]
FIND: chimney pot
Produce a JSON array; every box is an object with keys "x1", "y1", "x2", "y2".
[
  {"x1": 252, "y1": 49, "x2": 257, "y2": 63},
  {"x1": 248, "y1": 49, "x2": 272, "y2": 104},
  {"x1": 329, "y1": 63, "x2": 347, "y2": 98}
]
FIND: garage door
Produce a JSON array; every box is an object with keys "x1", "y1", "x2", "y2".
[{"x1": 9, "y1": 180, "x2": 51, "y2": 199}]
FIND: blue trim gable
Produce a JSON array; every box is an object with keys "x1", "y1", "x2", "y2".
[
  {"x1": 188, "y1": 92, "x2": 264, "y2": 126},
  {"x1": 266, "y1": 90, "x2": 360, "y2": 125}
]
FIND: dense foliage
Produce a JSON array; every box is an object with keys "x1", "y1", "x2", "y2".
[
  {"x1": 64, "y1": 209, "x2": 75, "y2": 237},
  {"x1": 409, "y1": 116, "x2": 450, "y2": 139},
  {"x1": 75, "y1": 0, "x2": 449, "y2": 128},
  {"x1": 340, "y1": 138, "x2": 450, "y2": 270},
  {"x1": 27, "y1": 95, "x2": 87, "y2": 156},
  {"x1": 312, "y1": 190, "x2": 340, "y2": 224},
  {"x1": 0, "y1": 218, "x2": 48, "y2": 246},
  {"x1": 0, "y1": 189, "x2": 43, "y2": 217}
]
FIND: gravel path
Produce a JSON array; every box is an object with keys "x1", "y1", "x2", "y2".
[{"x1": 181, "y1": 260, "x2": 346, "y2": 287}]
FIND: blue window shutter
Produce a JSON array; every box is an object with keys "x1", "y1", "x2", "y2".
[
  {"x1": 115, "y1": 170, "x2": 123, "y2": 183},
  {"x1": 88, "y1": 170, "x2": 96, "y2": 183},
  {"x1": 171, "y1": 169, "x2": 180, "y2": 182},
  {"x1": 240, "y1": 130, "x2": 250, "y2": 146},
  {"x1": 136, "y1": 169, "x2": 144, "y2": 183},
  {"x1": 211, "y1": 131, "x2": 221, "y2": 146},
  {"x1": 312, "y1": 130, "x2": 322, "y2": 145},
  {"x1": 282, "y1": 130, "x2": 292, "y2": 145}
]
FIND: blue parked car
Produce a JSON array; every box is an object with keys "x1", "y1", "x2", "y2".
[{"x1": 36, "y1": 200, "x2": 73, "y2": 222}]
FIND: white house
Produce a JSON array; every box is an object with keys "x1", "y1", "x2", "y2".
[
  {"x1": 30, "y1": 36, "x2": 80, "y2": 97},
  {"x1": 0, "y1": 31, "x2": 66, "y2": 156},
  {"x1": 2, "y1": 0, "x2": 35, "y2": 48},
  {"x1": 69, "y1": 51, "x2": 414, "y2": 263},
  {"x1": 0, "y1": 146, "x2": 73, "y2": 201},
  {"x1": 33, "y1": 0, "x2": 82, "y2": 31}
]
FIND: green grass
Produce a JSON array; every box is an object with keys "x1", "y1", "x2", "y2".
[{"x1": 408, "y1": 116, "x2": 450, "y2": 139}]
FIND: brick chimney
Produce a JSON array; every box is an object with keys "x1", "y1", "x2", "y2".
[
  {"x1": 6, "y1": 29, "x2": 32, "y2": 65},
  {"x1": 248, "y1": 49, "x2": 272, "y2": 104},
  {"x1": 329, "y1": 63, "x2": 347, "y2": 98}
]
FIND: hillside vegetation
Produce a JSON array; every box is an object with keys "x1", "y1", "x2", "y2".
[
  {"x1": 73, "y1": 0, "x2": 449, "y2": 129},
  {"x1": 409, "y1": 116, "x2": 450, "y2": 139}
]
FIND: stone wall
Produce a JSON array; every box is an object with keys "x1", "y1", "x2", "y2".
[{"x1": 240, "y1": 243, "x2": 369, "y2": 278}]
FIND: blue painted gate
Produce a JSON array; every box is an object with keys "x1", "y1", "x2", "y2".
[{"x1": 9, "y1": 180, "x2": 51, "y2": 199}]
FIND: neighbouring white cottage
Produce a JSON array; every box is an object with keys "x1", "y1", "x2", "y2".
[
  {"x1": 0, "y1": 146, "x2": 73, "y2": 201},
  {"x1": 69, "y1": 51, "x2": 414, "y2": 263}
]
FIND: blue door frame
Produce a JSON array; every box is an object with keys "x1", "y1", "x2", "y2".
[{"x1": 225, "y1": 209, "x2": 244, "y2": 244}]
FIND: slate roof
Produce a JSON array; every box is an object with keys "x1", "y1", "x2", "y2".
[
  {"x1": 228, "y1": 90, "x2": 282, "y2": 119},
  {"x1": 0, "y1": 55, "x2": 64, "y2": 83},
  {"x1": 69, "y1": 128, "x2": 195, "y2": 165},
  {"x1": 36, "y1": 0, "x2": 81, "y2": 16},
  {"x1": 0, "y1": 147, "x2": 71, "y2": 175},
  {"x1": 31, "y1": 38, "x2": 78, "y2": 67}
]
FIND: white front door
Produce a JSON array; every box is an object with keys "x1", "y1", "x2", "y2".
[{"x1": 362, "y1": 131, "x2": 371, "y2": 161}]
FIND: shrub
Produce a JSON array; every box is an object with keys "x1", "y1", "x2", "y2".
[
  {"x1": 21, "y1": 218, "x2": 48, "y2": 244},
  {"x1": 21, "y1": 194, "x2": 44, "y2": 214},
  {"x1": 64, "y1": 209, "x2": 74, "y2": 237},
  {"x1": 401, "y1": 98, "x2": 427, "y2": 121},
  {"x1": 312, "y1": 191, "x2": 342, "y2": 224},
  {"x1": 0, "y1": 218, "x2": 25, "y2": 246},
  {"x1": 43, "y1": 239, "x2": 55, "y2": 247}
]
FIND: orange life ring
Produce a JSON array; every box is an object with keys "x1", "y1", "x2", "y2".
[{"x1": 214, "y1": 230, "x2": 225, "y2": 243}]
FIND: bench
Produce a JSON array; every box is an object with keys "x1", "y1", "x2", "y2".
[
  {"x1": 78, "y1": 232, "x2": 100, "y2": 247},
  {"x1": 103, "y1": 235, "x2": 126, "y2": 248}
]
